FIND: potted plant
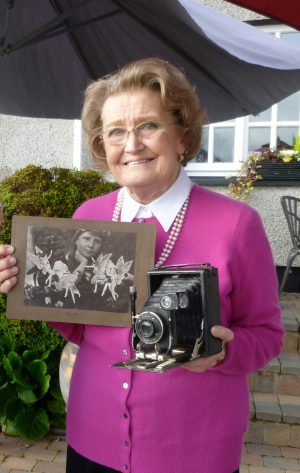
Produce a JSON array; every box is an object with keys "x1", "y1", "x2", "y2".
[
  {"x1": 257, "y1": 135, "x2": 300, "y2": 180},
  {"x1": 228, "y1": 134, "x2": 300, "y2": 200}
]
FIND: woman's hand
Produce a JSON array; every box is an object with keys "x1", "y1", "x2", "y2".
[
  {"x1": 182, "y1": 325, "x2": 234, "y2": 373},
  {"x1": 0, "y1": 244, "x2": 18, "y2": 294}
]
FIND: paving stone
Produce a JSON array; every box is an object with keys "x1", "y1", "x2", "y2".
[
  {"x1": 240, "y1": 466, "x2": 250, "y2": 473},
  {"x1": 253, "y1": 393, "x2": 282, "y2": 422},
  {"x1": 254, "y1": 372, "x2": 279, "y2": 394},
  {"x1": 53, "y1": 451, "x2": 66, "y2": 463},
  {"x1": 260, "y1": 358, "x2": 280, "y2": 374},
  {"x1": 10, "y1": 470, "x2": 30, "y2": 473},
  {"x1": 1, "y1": 456, "x2": 37, "y2": 470},
  {"x1": 281, "y1": 316, "x2": 299, "y2": 332},
  {"x1": 24, "y1": 447, "x2": 57, "y2": 461},
  {"x1": 0, "y1": 444, "x2": 27, "y2": 457},
  {"x1": 291, "y1": 426, "x2": 300, "y2": 448},
  {"x1": 245, "y1": 422, "x2": 264, "y2": 444},
  {"x1": 263, "y1": 455, "x2": 300, "y2": 470},
  {"x1": 33, "y1": 461, "x2": 66, "y2": 473},
  {"x1": 248, "y1": 466, "x2": 283, "y2": 472},
  {"x1": 279, "y1": 395, "x2": 300, "y2": 424},
  {"x1": 26, "y1": 440, "x2": 52, "y2": 449},
  {"x1": 0, "y1": 468, "x2": 11, "y2": 473},
  {"x1": 281, "y1": 332, "x2": 299, "y2": 354},
  {"x1": 249, "y1": 394, "x2": 255, "y2": 419},
  {"x1": 241, "y1": 452, "x2": 263, "y2": 466},
  {"x1": 279, "y1": 354, "x2": 300, "y2": 376},
  {"x1": 247, "y1": 444, "x2": 281, "y2": 456},
  {"x1": 47, "y1": 439, "x2": 67, "y2": 452},
  {"x1": 279, "y1": 375, "x2": 300, "y2": 396},
  {"x1": 281, "y1": 446, "x2": 300, "y2": 459},
  {"x1": 264, "y1": 422, "x2": 291, "y2": 447},
  {"x1": 249, "y1": 373, "x2": 255, "y2": 390}
]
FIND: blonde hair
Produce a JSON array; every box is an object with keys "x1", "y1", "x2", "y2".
[{"x1": 81, "y1": 57, "x2": 207, "y2": 171}]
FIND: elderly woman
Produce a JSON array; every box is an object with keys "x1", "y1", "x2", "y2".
[{"x1": 0, "y1": 58, "x2": 283, "y2": 473}]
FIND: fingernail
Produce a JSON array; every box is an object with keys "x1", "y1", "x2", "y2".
[
  {"x1": 7, "y1": 246, "x2": 14, "y2": 254},
  {"x1": 9, "y1": 257, "x2": 16, "y2": 265}
]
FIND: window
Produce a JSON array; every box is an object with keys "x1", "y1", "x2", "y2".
[{"x1": 186, "y1": 26, "x2": 300, "y2": 179}]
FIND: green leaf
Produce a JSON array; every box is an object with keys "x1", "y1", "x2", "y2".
[
  {"x1": 38, "y1": 374, "x2": 51, "y2": 398},
  {"x1": 41, "y1": 348, "x2": 52, "y2": 360},
  {"x1": 15, "y1": 407, "x2": 50, "y2": 441},
  {"x1": 28, "y1": 360, "x2": 47, "y2": 381},
  {"x1": 5, "y1": 398, "x2": 24, "y2": 420},
  {"x1": 47, "y1": 399, "x2": 66, "y2": 415},
  {"x1": 7, "y1": 352, "x2": 22, "y2": 370},
  {"x1": 16, "y1": 386, "x2": 37, "y2": 404},
  {"x1": 12, "y1": 370, "x2": 33, "y2": 389},
  {"x1": 3, "y1": 356, "x2": 13, "y2": 378},
  {"x1": 1, "y1": 418, "x2": 20, "y2": 437},
  {"x1": 49, "y1": 412, "x2": 66, "y2": 429},
  {"x1": 49, "y1": 379, "x2": 64, "y2": 400},
  {"x1": 22, "y1": 349, "x2": 41, "y2": 364},
  {"x1": 0, "y1": 385, "x2": 17, "y2": 415}
]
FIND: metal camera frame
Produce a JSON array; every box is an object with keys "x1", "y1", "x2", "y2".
[{"x1": 112, "y1": 263, "x2": 222, "y2": 373}]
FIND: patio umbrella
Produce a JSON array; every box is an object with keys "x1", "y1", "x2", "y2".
[
  {"x1": 1, "y1": 0, "x2": 300, "y2": 123},
  {"x1": 225, "y1": 0, "x2": 300, "y2": 30}
]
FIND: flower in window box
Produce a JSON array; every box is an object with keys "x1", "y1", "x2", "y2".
[{"x1": 277, "y1": 149, "x2": 299, "y2": 163}]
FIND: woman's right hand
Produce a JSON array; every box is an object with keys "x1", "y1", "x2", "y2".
[{"x1": 0, "y1": 245, "x2": 18, "y2": 294}]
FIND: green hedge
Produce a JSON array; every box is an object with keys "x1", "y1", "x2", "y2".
[{"x1": 0, "y1": 165, "x2": 119, "y2": 438}]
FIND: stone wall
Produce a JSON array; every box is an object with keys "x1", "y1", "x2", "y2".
[{"x1": 0, "y1": 115, "x2": 74, "y2": 178}]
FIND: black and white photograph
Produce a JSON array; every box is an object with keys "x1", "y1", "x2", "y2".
[{"x1": 7, "y1": 216, "x2": 156, "y2": 326}]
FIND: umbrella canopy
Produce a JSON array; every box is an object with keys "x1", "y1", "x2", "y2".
[
  {"x1": 1, "y1": 0, "x2": 300, "y2": 123},
  {"x1": 226, "y1": 0, "x2": 300, "y2": 31}
]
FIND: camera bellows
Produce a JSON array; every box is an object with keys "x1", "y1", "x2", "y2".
[{"x1": 112, "y1": 263, "x2": 222, "y2": 373}]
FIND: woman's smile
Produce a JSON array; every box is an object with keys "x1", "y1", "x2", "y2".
[
  {"x1": 123, "y1": 157, "x2": 156, "y2": 166},
  {"x1": 101, "y1": 90, "x2": 185, "y2": 203}
]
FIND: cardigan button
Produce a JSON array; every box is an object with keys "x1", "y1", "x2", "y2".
[{"x1": 123, "y1": 382, "x2": 129, "y2": 389}]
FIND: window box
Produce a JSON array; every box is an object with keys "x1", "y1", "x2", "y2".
[{"x1": 259, "y1": 161, "x2": 300, "y2": 180}]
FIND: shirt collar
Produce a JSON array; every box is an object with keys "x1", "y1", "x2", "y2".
[{"x1": 120, "y1": 167, "x2": 192, "y2": 231}]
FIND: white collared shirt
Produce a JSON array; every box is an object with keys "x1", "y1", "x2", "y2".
[{"x1": 120, "y1": 167, "x2": 192, "y2": 232}]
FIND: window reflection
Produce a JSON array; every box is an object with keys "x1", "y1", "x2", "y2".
[
  {"x1": 278, "y1": 92, "x2": 300, "y2": 121},
  {"x1": 213, "y1": 128, "x2": 234, "y2": 162},
  {"x1": 277, "y1": 127, "x2": 299, "y2": 147},
  {"x1": 193, "y1": 127, "x2": 208, "y2": 162},
  {"x1": 248, "y1": 127, "x2": 270, "y2": 152},
  {"x1": 249, "y1": 108, "x2": 271, "y2": 122}
]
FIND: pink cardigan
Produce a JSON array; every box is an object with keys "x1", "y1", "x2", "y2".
[{"x1": 51, "y1": 184, "x2": 283, "y2": 473}]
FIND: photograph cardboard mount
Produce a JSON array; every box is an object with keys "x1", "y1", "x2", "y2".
[{"x1": 7, "y1": 216, "x2": 156, "y2": 327}]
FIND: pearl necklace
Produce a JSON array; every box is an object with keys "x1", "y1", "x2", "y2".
[{"x1": 112, "y1": 188, "x2": 191, "y2": 268}]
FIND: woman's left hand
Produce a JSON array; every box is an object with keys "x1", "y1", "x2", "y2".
[{"x1": 182, "y1": 325, "x2": 234, "y2": 373}]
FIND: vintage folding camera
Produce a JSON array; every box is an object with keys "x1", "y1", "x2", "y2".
[{"x1": 112, "y1": 263, "x2": 222, "y2": 373}]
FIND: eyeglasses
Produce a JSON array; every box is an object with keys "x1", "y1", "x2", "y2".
[{"x1": 101, "y1": 120, "x2": 174, "y2": 146}]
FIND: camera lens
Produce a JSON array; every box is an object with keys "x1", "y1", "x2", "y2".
[
  {"x1": 135, "y1": 311, "x2": 164, "y2": 345},
  {"x1": 139, "y1": 320, "x2": 155, "y2": 337}
]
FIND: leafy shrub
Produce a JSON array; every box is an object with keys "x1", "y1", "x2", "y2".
[
  {"x1": 0, "y1": 343, "x2": 65, "y2": 439},
  {"x1": 0, "y1": 165, "x2": 119, "y2": 438}
]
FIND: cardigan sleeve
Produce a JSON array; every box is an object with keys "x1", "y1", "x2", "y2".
[{"x1": 215, "y1": 205, "x2": 284, "y2": 376}]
